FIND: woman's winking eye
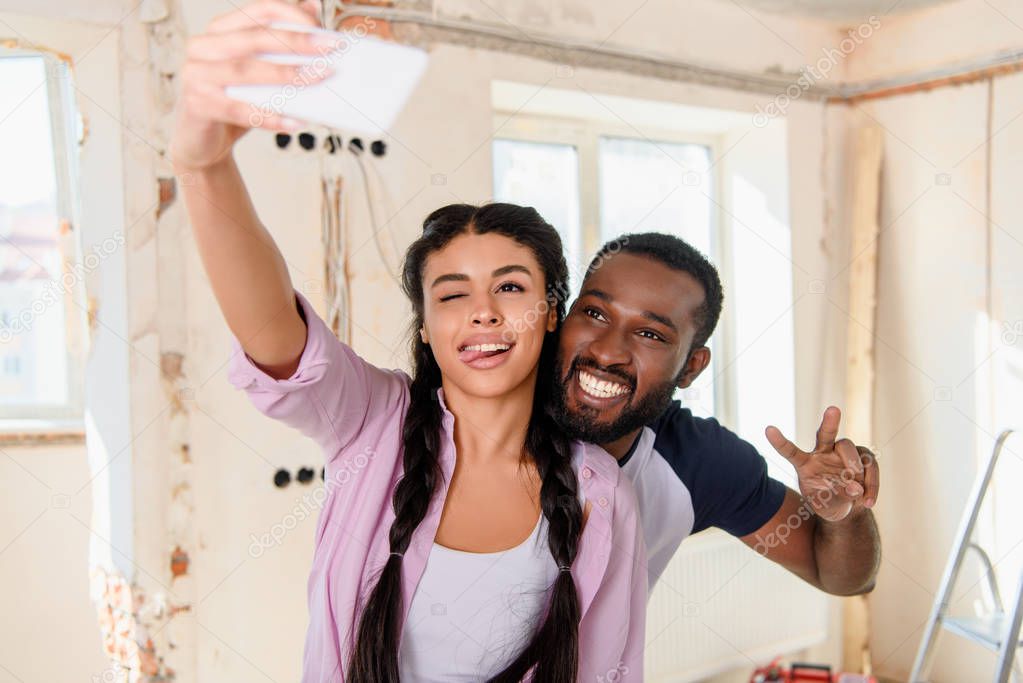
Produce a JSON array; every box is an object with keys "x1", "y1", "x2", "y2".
[{"x1": 438, "y1": 280, "x2": 525, "y2": 303}]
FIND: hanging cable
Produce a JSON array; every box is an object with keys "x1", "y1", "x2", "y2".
[{"x1": 349, "y1": 143, "x2": 402, "y2": 286}]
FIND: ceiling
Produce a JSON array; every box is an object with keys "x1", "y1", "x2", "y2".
[{"x1": 726, "y1": 0, "x2": 957, "y2": 22}]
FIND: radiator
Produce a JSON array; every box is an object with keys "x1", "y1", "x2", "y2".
[{"x1": 643, "y1": 528, "x2": 829, "y2": 682}]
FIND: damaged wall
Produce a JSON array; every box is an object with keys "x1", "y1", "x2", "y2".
[
  {"x1": 839, "y1": 2, "x2": 1023, "y2": 679},
  {"x1": 13, "y1": 0, "x2": 1020, "y2": 681},
  {"x1": 0, "y1": 9, "x2": 130, "y2": 683},
  {"x1": 118, "y1": 0, "x2": 198, "y2": 680},
  {"x1": 1, "y1": 0, "x2": 858, "y2": 680},
  {"x1": 0, "y1": 3, "x2": 196, "y2": 682},
  {"x1": 178, "y1": 1, "x2": 853, "y2": 681}
]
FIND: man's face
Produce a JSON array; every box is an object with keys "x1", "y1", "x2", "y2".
[{"x1": 552, "y1": 252, "x2": 710, "y2": 444}]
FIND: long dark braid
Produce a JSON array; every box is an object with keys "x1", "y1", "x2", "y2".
[{"x1": 345, "y1": 203, "x2": 584, "y2": 682}]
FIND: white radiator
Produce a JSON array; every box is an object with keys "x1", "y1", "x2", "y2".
[{"x1": 643, "y1": 528, "x2": 829, "y2": 682}]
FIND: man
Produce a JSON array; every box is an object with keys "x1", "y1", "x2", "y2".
[{"x1": 551, "y1": 232, "x2": 880, "y2": 595}]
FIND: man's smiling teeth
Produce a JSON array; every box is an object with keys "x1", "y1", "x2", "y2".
[
  {"x1": 578, "y1": 370, "x2": 630, "y2": 398},
  {"x1": 461, "y1": 343, "x2": 511, "y2": 352}
]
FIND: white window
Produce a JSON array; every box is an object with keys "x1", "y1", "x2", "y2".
[
  {"x1": 0, "y1": 53, "x2": 85, "y2": 426},
  {"x1": 490, "y1": 83, "x2": 800, "y2": 485},
  {"x1": 493, "y1": 115, "x2": 722, "y2": 420},
  {"x1": 491, "y1": 82, "x2": 817, "y2": 682}
]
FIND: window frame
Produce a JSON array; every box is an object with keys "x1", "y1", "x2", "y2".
[
  {"x1": 492, "y1": 112, "x2": 738, "y2": 426},
  {"x1": 0, "y1": 50, "x2": 87, "y2": 432}
]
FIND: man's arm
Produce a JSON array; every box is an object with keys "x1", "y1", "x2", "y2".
[
  {"x1": 740, "y1": 487, "x2": 880, "y2": 595},
  {"x1": 740, "y1": 406, "x2": 882, "y2": 595}
]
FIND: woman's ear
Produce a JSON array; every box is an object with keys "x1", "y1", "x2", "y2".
[
  {"x1": 546, "y1": 305, "x2": 557, "y2": 333},
  {"x1": 420, "y1": 327, "x2": 429, "y2": 344}
]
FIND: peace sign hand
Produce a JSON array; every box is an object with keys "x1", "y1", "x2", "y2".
[{"x1": 765, "y1": 406, "x2": 879, "y2": 522}]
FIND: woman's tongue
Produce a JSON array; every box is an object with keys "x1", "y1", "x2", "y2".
[{"x1": 458, "y1": 346, "x2": 509, "y2": 363}]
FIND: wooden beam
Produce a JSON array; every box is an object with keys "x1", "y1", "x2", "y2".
[{"x1": 842, "y1": 125, "x2": 884, "y2": 673}]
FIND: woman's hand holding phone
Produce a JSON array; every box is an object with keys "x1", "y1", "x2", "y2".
[
  {"x1": 169, "y1": 1, "x2": 326, "y2": 376},
  {"x1": 170, "y1": 0, "x2": 331, "y2": 172}
]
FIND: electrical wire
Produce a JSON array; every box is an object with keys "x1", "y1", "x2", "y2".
[{"x1": 349, "y1": 145, "x2": 402, "y2": 286}]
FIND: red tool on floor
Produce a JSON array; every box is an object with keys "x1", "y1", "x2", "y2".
[{"x1": 749, "y1": 658, "x2": 878, "y2": 683}]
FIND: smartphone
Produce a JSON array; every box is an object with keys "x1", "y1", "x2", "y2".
[{"x1": 225, "y1": 22, "x2": 429, "y2": 135}]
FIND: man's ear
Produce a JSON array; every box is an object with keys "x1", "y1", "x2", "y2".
[{"x1": 677, "y1": 346, "x2": 711, "y2": 389}]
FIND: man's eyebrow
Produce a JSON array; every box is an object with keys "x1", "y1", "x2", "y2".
[
  {"x1": 579, "y1": 288, "x2": 678, "y2": 333},
  {"x1": 642, "y1": 310, "x2": 677, "y2": 333},
  {"x1": 431, "y1": 264, "x2": 533, "y2": 289},
  {"x1": 579, "y1": 288, "x2": 611, "y2": 302}
]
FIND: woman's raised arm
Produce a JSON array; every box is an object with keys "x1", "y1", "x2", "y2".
[{"x1": 170, "y1": 0, "x2": 333, "y2": 379}]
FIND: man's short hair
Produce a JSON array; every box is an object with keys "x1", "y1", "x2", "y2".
[{"x1": 586, "y1": 233, "x2": 724, "y2": 350}]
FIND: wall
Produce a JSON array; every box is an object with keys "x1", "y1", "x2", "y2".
[
  {"x1": 170, "y1": 1, "x2": 856, "y2": 680},
  {"x1": 841, "y1": 1, "x2": 1023, "y2": 679},
  {"x1": 0, "y1": 8, "x2": 135, "y2": 683},
  {"x1": 0, "y1": 443, "x2": 110, "y2": 683},
  {"x1": 1, "y1": 0, "x2": 952, "y2": 680},
  {"x1": 843, "y1": 0, "x2": 1023, "y2": 82}
]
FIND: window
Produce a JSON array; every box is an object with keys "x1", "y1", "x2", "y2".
[
  {"x1": 490, "y1": 88, "x2": 799, "y2": 486},
  {"x1": 492, "y1": 139, "x2": 582, "y2": 289},
  {"x1": 492, "y1": 84, "x2": 816, "y2": 679},
  {"x1": 0, "y1": 53, "x2": 85, "y2": 425},
  {"x1": 493, "y1": 115, "x2": 722, "y2": 419}
]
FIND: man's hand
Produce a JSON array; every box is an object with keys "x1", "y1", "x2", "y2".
[{"x1": 765, "y1": 406, "x2": 879, "y2": 522}]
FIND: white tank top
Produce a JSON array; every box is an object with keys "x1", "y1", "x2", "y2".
[{"x1": 397, "y1": 513, "x2": 560, "y2": 681}]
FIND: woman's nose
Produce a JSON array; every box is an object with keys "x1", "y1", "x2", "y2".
[{"x1": 471, "y1": 310, "x2": 502, "y2": 326}]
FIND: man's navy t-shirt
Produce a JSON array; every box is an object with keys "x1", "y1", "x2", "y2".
[{"x1": 618, "y1": 399, "x2": 788, "y2": 588}]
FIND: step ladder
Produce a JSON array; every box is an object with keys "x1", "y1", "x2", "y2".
[{"x1": 910, "y1": 429, "x2": 1023, "y2": 683}]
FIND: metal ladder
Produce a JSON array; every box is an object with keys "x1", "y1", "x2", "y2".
[{"x1": 910, "y1": 429, "x2": 1023, "y2": 683}]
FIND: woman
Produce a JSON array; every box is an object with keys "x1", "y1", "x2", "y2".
[{"x1": 171, "y1": 2, "x2": 646, "y2": 680}]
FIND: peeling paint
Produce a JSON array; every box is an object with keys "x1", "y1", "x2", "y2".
[
  {"x1": 1, "y1": 38, "x2": 91, "y2": 145},
  {"x1": 82, "y1": 0, "x2": 198, "y2": 678},
  {"x1": 156, "y1": 177, "x2": 177, "y2": 219},
  {"x1": 0, "y1": 37, "x2": 73, "y2": 65},
  {"x1": 140, "y1": 0, "x2": 171, "y2": 24},
  {"x1": 160, "y1": 352, "x2": 184, "y2": 382},
  {"x1": 91, "y1": 567, "x2": 182, "y2": 683},
  {"x1": 87, "y1": 294, "x2": 100, "y2": 336},
  {"x1": 339, "y1": 0, "x2": 395, "y2": 39},
  {"x1": 160, "y1": 352, "x2": 187, "y2": 415},
  {"x1": 170, "y1": 482, "x2": 189, "y2": 501},
  {"x1": 170, "y1": 546, "x2": 189, "y2": 578}
]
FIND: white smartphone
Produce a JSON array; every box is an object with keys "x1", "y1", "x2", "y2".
[{"x1": 225, "y1": 22, "x2": 428, "y2": 136}]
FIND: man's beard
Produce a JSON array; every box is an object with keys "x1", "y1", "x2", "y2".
[{"x1": 549, "y1": 354, "x2": 679, "y2": 445}]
